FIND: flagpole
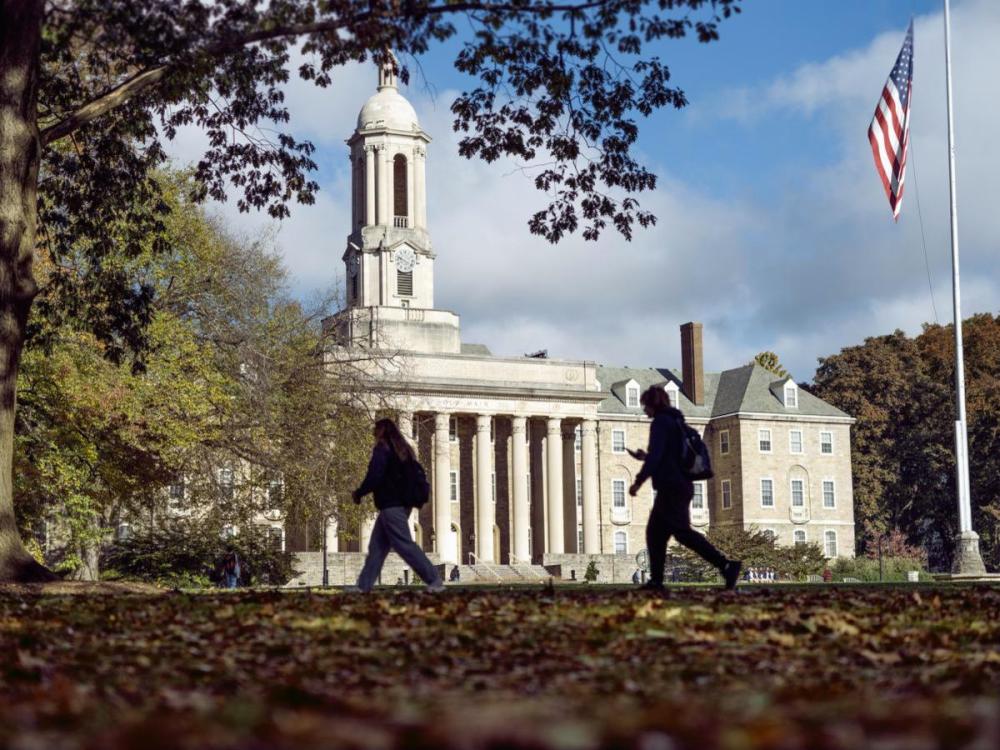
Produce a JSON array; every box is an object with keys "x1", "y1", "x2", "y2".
[{"x1": 942, "y1": 0, "x2": 985, "y2": 575}]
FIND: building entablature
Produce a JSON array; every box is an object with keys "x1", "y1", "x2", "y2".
[{"x1": 710, "y1": 411, "x2": 856, "y2": 425}]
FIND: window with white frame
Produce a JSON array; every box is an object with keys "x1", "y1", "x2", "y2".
[
  {"x1": 614, "y1": 530, "x2": 628, "y2": 554},
  {"x1": 266, "y1": 526, "x2": 284, "y2": 551},
  {"x1": 665, "y1": 383, "x2": 680, "y2": 408},
  {"x1": 760, "y1": 478, "x2": 774, "y2": 508},
  {"x1": 721, "y1": 479, "x2": 732, "y2": 509},
  {"x1": 576, "y1": 478, "x2": 583, "y2": 507},
  {"x1": 759, "y1": 429, "x2": 772, "y2": 453},
  {"x1": 762, "y1": 528, "x2": 776, "y2": 543},
  {"x1": 612, "y1": 479, "x2": 627, "y2": 509},
  {"x1": 784, "y1": 383, "x2": 798, "y2": 408},
  {"x1": 449, "y1": 416, "x2": 458, "y2": 442},
  {"x1": 720, "y1": 430, "x2": 730, "y2": 455},
  {"x1": 449, "y1": 470, "x2": 458, "y2": 502},
  {"x1": 626, "y1": 384, "x2": 640, "y2": 408},
  {"x1": 824, "y1": 530, "x2": 838, "y2": 557},
  {"x1": 820, "y1": 431, "x2": 833, "y2": 455},
  {"x1": 611, "y1": 429, "x2": 626, "y2": 453},
  {"x1": 822, "y1": 480, "x2": 836, "y2": 509},
  {"x1": 266, "y1": 477, "x2": 284, "y2": 509},
  {"x1": 789, "y1": 429, "x2": 803, "y2": 454},
  {"x1": 691, "y1": 482, "x2": 705, "y2": 509},
  {"x1": 790, "y1": 478, "x2": 805, "y2": 508},
  {"x1": 793, "y1": 529, "x2": 806, "y2": 546},
  {"x1": 117, "y1": 522, "x2": 132, "y2": 540},
  {"x1": 577, "y1": 526, "x2": 584, "y2": 552},
  {"x1": 169, "y1": 479, "x2": 185, "y2": 501},
  {"x1": 574, "y1": 425, "x2": 582, "y2": 451},
  {"x1": 218, "y1": 467, "x2": 234, "y2": 501}
]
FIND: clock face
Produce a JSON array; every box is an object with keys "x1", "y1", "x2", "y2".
[{"x1": 395, "y1": 246, "x2": 416, "y2": 273}]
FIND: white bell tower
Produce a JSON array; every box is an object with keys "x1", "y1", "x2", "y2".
[
  {"x1": 332, "y1": 56, "x2": 462, "y2": 354},
  {"x1": 344, "y1": 56, "x2": 433, "y2": 310}
]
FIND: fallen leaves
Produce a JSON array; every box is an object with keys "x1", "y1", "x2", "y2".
[{"x1": 0, "y1": 584, "x2": 999, "y2": 748}]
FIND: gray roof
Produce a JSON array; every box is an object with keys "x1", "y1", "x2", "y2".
[{"x1": 596, "y1": 363, "x2": 850, "y2": 420}]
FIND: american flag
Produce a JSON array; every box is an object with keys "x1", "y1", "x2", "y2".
[{"x1": 868, "y1": 21, "x2": 914, "y2": 220}]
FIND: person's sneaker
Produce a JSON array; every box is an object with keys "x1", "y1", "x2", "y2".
[
  {"x1": 723, "y1": 560, "x2": 743, "y2": 591},
  {"x1": 638, "y1": 580, "x2": 665, "y2": 592},
  {"x1": 426, "y1": 579, "x2": 445, "y2": 593}
]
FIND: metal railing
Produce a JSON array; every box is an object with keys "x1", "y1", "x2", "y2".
[
  {"x1": 467, "y1": 552, "x2": 503, "y2": 582},
  {"x1": 508, "y1": 553, "x2": 544, "y2": 579}
]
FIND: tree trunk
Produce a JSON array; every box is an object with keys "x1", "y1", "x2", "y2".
[
  {"x1": 71, "y1": 539, "x2": 101, "y2": 582},
  {"x1": 0, "y1": 0, "x2": 56, "y2": 582}
]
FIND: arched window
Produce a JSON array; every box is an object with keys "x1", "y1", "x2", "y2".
[{"x1": 393, "y1": 154, "x2": 408, "y2": 226}]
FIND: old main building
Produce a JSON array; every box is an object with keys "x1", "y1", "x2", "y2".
[{"x1": 304, "y1": 63, "x2": 856, "y2": 583}]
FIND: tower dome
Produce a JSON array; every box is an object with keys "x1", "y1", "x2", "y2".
[{"x1": 356, "y1": 57, "x2": 420, "y2": 131}]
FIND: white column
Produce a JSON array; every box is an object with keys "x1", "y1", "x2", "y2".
[
  {"x1": 325, "y1": 514, "x2": 339, "y2": 553},
  {"x1": 398, "y1": 411, "x2": 414, "y2": 446},
  {"x1": 360, "y1": 516, "x2": 375, "y2": 554},
  {"x1": 398, "y1": 410, "x2": 418, "y2": 531},
  {"x1": 433, "y1": 413, "x2": 455, "y2": 562},
  {"x1": 511, "y1": 416, "x2": 530, "y2": 562},
  {"x1": 546, "y1": 417, "x2": 565, "y2": 554},
  {"x1": 581, "y1": 419, "x2": 600, "y2": 553},
  {"x1": 476, "y1": 415, "x2": 495, "y2": 562},
  {"x1": 377, "y1": 145, "x2": 389, "y2": 226},
  {"x1": 364, "y1": 145, "x2": 375, "y2": 226},
  {"x1": 415, "y1": 146, "x2": 427, "y2": 229}
]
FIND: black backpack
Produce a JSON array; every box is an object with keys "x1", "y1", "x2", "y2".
[
  {"x1": 404, "y1": 459, "x2": 431, "y2": 508},
  {"x1": 676, "y1": 417, "x2": 714, "y2": 481}
]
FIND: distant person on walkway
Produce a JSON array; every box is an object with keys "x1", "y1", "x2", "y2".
[
  {"x1": 449, "y1": 565, "x2": 461, "y2": 582},
  {"x1": 629, "y1": 386, "x2": 742, "y2": 591},
  {"x1": 221, "y1": 549, "x2": 240, "y2": 589},
  {"x1": 351, "y1": 418, "x2": 444, "y2": 593}
]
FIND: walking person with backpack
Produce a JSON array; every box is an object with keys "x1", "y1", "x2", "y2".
[
  {"x1": 628, "y1": 386, "x2": 742, "y2": 591},
  {"x1": 351, "y1": 417, "x2": 444, "y2": 593}
]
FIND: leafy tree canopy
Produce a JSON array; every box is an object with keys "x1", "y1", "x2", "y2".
[
  {"x1": 1, "y1": 0, "x2": 740, "y2": 580},
  {"x1": 811, "y1": 314, "x2": 1000, "y2": 570},
  {"x1": 752, "y1": 351, "x2": 789, "y2": 379}
]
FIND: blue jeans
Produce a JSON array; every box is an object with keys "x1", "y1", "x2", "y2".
[
  {"x1": 357, "y1": 507, "x2": 440, "y2": 591},
  {"x1": 223, "y1": 572, "x2": 239, "y2": 589}
]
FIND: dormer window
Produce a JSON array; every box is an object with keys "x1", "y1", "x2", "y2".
[
  {"x1": 664, "y1": 382, "x2": 680, "y2": 408},
  {"x1": 784, "y1": 382, "x2": 798, "y2": 408},
  {"x1": 626, "y1": 384, "x2": 639, "y2": 408}
]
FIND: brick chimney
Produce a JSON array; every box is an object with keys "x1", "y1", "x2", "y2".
[{"x1": 680, "y1": 322, "x2": 704, "y2": 406}]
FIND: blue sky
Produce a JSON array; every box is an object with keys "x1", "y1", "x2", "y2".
[{"x1": 169, "y1": 0, "x2": 999, "y2": 382}]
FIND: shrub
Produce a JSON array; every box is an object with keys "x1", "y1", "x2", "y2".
[
  {"x1": 103, "y1": 520, "x2": 298, "y2": 588},
  {"x1": 831, "y1": 556, "x2": 928, "y2": 582},
  {"x1": 583, "y1": 559, "x2": 600, "y2": 583},
  {"x1": 671, "y1": 526, "x2": 827, "y2": 582}
]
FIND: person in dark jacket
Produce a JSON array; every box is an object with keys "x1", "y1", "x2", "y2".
[
  {"x1": 629, "y1": 386, "x2": 742, "y2": 591},
  {"x1": 351, "y1": 418, "x2": 444, "y2": 593}
]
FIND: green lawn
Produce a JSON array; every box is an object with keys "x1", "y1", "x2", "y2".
[{"x1": 2, "y1": 584, "x2": 999, "y2": 749}]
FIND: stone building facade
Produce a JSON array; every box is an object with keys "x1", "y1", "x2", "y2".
[{"x1": 315, "y1": 63, "x2": 855, "y2": 578}]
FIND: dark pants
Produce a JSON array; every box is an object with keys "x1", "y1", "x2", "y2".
[
  {"x1": 646, "y1": 502, "x2": 727, "y2": 585},
  {"x1": 357, "y1": 506, "x2": 440, "y2": 591}
]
